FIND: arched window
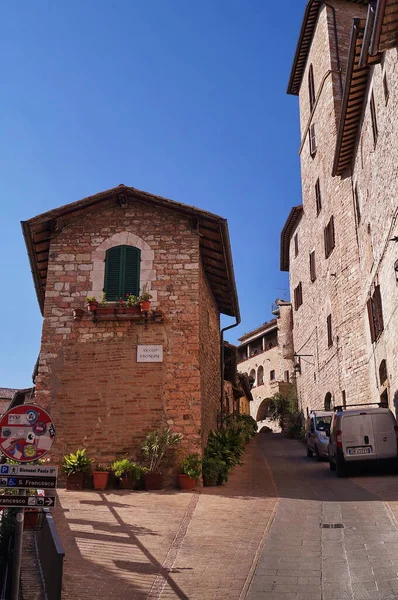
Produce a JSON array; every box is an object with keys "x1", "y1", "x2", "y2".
[
  {"x1": 257, "y1": 366, "x2": 264, "y2": 386},
  {"x1": 324, "y1": 392, "x2": 332, "y2": 411},
  {"x1": 249, "y1": 369, "x2": 256, "y2": 388},
  {"x1": 104, "y1": 245, "x2": 141, "y2": 301},
  {"x1": 379, "y1": 359, "x2": 388, "y2": 386},
  {"x1": 308, "y1": 64, "x2": 315, "y2": 112}
]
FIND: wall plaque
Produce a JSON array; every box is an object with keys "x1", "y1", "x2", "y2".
[{"x1": 137, "y1": 345, "x2": 163, "y2": 363}]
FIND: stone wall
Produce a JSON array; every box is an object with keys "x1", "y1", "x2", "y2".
[
  {"x1": 34, "y1": 198, "x2": 214, "y2": 464},
  {"x1": 289, "y1": 0, "x2": 371, "y2": 416}
]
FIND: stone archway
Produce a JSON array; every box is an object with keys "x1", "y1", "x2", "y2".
[
  {"x1": 324, "y1": 392, "x2": 333, "y2": 411},
  {"x1": 256, "y1": 398, "x2": 271, "y2": 422}
]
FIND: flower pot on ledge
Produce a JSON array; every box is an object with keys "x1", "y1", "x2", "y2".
[
  {"x1": 93, "y1": 471, "x2": 110, "y2": 490},
  {"x1": 140, "y1": 300, "x2": 151, "y2": 312},
  {"x1": 96, "y1": 306, "x2": 116, "y2": 315},
  {"x1": 86, "y1": 301, "x2": 98, "y2": 312},
  {"x1": 177, "y1": 474, "x2": 197, "y2": 490}
]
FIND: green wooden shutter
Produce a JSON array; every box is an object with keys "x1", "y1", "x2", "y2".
[
  {"x1": 104, "y1": 245, "x2": 141, "y2": 301},
  {"x1": 123, "y1": 246, "x2": 141, "y2": 297},
  {"x1": 104, "y1": 246, "x2": 122, "y2": 301}
]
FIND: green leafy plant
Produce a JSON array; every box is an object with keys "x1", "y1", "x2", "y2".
[
  {"x1": 62, "y1": 448, "x2": 92, "y2": 475},
  {"x1": 110, "y1": 459, "x2": 136, "y2": 478},
  {"x1": 141, "y1": 428, "x2": 182, "y2": 473},
  {"x1": 202, "y1": 457, "x2": 228, "y2": 486},
  {"x1": 205, "y1": 428, "x2": 245, "y2": 469},
  {"x1": 181, "y1": 453, "x2": 202, "y2": 479},
  {"x1": 85, "y1": 295, "x2": 97, "y2": 303},
  {"x1": 225, "y1": 414, "x2": 258, "y2": 442},
  {"x1": 139, "y1": 283, "x2": 153, "y2": 303},
  {"x1": 99, "y1": 291, "x2": 107, "y2": 306},
  {"x1": 126, "y1": 294, "x2": 139, "y2": 307}
]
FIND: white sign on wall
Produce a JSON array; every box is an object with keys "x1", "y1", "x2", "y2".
[{"x1": 137, "y1": 345, "x2": 163, "y2": 363}]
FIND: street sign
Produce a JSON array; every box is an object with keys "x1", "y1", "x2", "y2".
[
  {"x1": 0, "y1": 404, "x2": 56, "y2": 462},
  {"x1": 0, "y1": 495, "x2": 56, "y2": 508},
  {"x1": 0, "y1": 464, "x2": 58, "y2": 476},
  {"x1": 0, "y1": 476, "x2": 57, "y2": 490}
]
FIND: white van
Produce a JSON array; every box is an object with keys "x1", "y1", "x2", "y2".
[{"x1": 328, "y1": 404, "x2": 398, "y2": 477}]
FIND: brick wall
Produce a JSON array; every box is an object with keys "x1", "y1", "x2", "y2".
[
  {"x1": 34, "y1": 198, "x2": 216, "y2": 464},
  {"x1": 199, "y1": 264, "x2": 221, "y2": 447}
]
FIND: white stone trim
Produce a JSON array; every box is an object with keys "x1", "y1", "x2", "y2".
[{"x1": 89, "y1": 231, "x2": 157, "y2": 301}]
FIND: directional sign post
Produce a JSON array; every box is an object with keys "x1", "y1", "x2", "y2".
[
  {"x1": 0, "y1": 495, "x2": 56, "y2": 508},
  {"x1": 0, "y1": 404, "x2": 57, "y2": 600}
]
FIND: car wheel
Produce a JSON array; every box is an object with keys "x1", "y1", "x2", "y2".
[
  {"x1": 336, "y1": 457, "x2": 347, "y2": 478},
  {"x1": 306, "y1": 446, "x2": 313, "y2": 457},
  {"x1": 315, "y1": 446, "x2": 322, "y2": 462},
  {"x1": 329, "y1": 457, "x2": 336, "y2": 471}
]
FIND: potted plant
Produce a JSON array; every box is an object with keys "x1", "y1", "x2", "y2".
[
  {"x1": 96, "y1": 292, "x2": 115, "y2": 315},
  {"x1": 92, "y1": 463, "x2": 110, "y2": 490},
  {"x1": 125, "y1": 294, "x2": 141, "y2": 314},
  {"x1": 142, "y1": 428, "x2": 182, "y2": 490},
  {"x1": 177, "y1": 452, "x2": 202, "y2": 490},
  {"x1": 62, "y1": 448, "x2": 92, "y2": 490},
  {"x1": 139, "y1": 284, "x2": 153, "y2": 312},
  {"x1": 85, "y1": 295, "x2": 98, "y2": 312},
  {"x1": 111, "y1": 458, "x2": 136, "y2": 489}
]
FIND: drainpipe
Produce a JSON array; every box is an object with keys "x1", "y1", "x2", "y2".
[{"x1": 220, "y1": 317, "x2": 241, "y2": 427}]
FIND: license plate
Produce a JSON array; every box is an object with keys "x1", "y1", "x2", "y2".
[{"x1": 347, "y1": 447, "x2": 372, "y2": 455}]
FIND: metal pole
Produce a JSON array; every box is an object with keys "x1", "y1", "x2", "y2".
[{"x1": 10, "y1": 490, "x2": 26, "y2": 600}]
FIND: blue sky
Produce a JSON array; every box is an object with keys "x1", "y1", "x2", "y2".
[{"x1": 0, "y1": 0, "x2": 305, "y2": 388}]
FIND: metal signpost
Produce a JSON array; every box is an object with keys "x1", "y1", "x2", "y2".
[{"x1": 0, "y1": 404, "x2": 56, "y2": 600}]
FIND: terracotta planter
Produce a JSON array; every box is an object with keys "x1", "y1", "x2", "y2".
[
  {"x1": 86, "y1": 302, "x2": 98, "y2": 312},
  {"x1": 119, "y1": 476, "x2": 133, "y2": 490},
  {"x1": 96, "y1": 306, "x2": 116, "y2": 315},
  {"x1": 140, "y1": 300, "x2": 151, "y2": 312},
  {"x1": 144, "y1": 472, "x2": 163, "y2": 490},
  {"x1": 24, "y1": 509, "x2": 42, "y2": 530},
  {"x1": 177, "y1": 474, "x2": 197, "y2": 490},
  {"x1": 93, "y1": 471, "x2": 109, "y2": 490},
  {"x1": 125, "y1": 306, "x2": 141, "y2": 315},
  {"x1": 66, "y1": 472, "x2": 85, "y2": 491}
]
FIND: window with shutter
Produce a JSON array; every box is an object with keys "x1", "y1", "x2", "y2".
[
  {"x1": 294, "y1": 282, "x2": 303, "y2": 311},
  {"x1": 354, "y1": 185, "x2": 361, "y2": 224},
  {"x1": 104, "y1": 245, "x2": 141, "y2": 301},
  {"x1": 324, "y1": 217, "x2": 335, "y2": 258},
  {"x1": 309, "y1": 124, "x2": 317, "y2": 157},
  {"x1": 327, "y1": 314, "x2": 333, "y2": 347},
  {"x1": 367, "y1": 297, "x2": 376, "y2": 343},
  {"x1": 308, "y1": 64, "x2": 316, "y2": 112},
  {"x1": 373, "y1": 285, "x2": 384, "y2": 339},
  {"x1": 315, "y1": 179, "x2": 322, "y2": 215},
  {"x1": 294, "y1": 233, "x2": 299, "y2": 257},
  {"x1": 370, "y1": 92, "x2": 378, "y2": 147},
  {"x1": 310, "y1": 251, "x2": 316, "y2": 282}
]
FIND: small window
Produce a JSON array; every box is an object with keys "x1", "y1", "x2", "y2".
[
  {"x1": 354, "y1": 185, "x2": 361, "y2": 224},
  {"x1": 383, "y1": 72, "x2": 389, "y2": 105},
  {"x1": 270, "y1": 370, "x2": 275, "y2": 381},
  {"x1": 249, "y1": 369, "x2": 256, "y2": 388},
  {"x1": 370, "y1": 92, "x2": 378, "y2": 147},
  {"x1": 309, "y1": 123, "x2": 317, "y2": 157},
  {"x1": 379, "y1": 359, "x2": 388, "y2": 386},
  {"x1": 367, "y1": 284, "x2": 384, "y2": 343},
  {"x1": 257, "y1": 366, "x2": 264, "y2": 386},
  {"x1": 315, "y1": 178, "x2": 322, "y2": 215},
  {"x1": 324, "y1": 216, "x2": 335, "y2": 258},
  {"x1": 327, "y1": 314, "x2": 333, "y2": 347},
  {"x1": 294, "y1": 282, "x2": 303, "y2": 310},
  {"x1": 309, "y1": 251, "x2": 316, "y2": 282},
  {"x1": 342, "y1": 390, "x2": 346, "y2": 408},
  {"x1": 324, "y1": 392, "x2": 332, "y2": 411},
  {"x1": 294, "y1": 233, "x2": 299, "y2": 257},
  {"x1": 284, "y1": 370, "x2": 290, "y2": 383},
  {"x1": 308, "y1": 64, "x2": 316, "y2": 112},
  {"x1": 104, "y1": 245, "x2": 141, "y2": 301}
]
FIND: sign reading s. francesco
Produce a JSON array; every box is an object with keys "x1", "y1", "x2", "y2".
[
  {"x1": 137, "y1": 345, "x2": 163, "y2": 363},
  {"x1": 0, "y1": 404, "x2": 56, "y2": 463}
]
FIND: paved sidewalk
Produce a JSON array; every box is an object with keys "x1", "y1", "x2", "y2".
[{"x1": 53, "y1": 433, "x2": 278, "y2": 600}]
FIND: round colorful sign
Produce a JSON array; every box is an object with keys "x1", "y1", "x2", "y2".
[{"x1": 0, "y1": 404, "x2": 56, "y2": 463}]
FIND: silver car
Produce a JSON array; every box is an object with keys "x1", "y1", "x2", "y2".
[{"x1": 305, "y1": 411, "x2": 333, "y2": 460}]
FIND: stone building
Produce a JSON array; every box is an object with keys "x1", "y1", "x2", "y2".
[
  {"x1": 22, "y1": 185, "x2": 240, "y2": 463},
  {"x1": 237, "y1": 300, "x2": 295, "y2": 430},
  {"x1": 282, "y1": 0, "x2": 398, "y2": 416}
]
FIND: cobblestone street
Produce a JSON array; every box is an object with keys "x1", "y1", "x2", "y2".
[{"x1": 52, "y1": 433, "x2": 398, "y2": 599}]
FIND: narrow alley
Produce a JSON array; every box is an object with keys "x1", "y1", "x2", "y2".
[{"x1": 52, "y1": 433, "x2": 398, "y2": 600}]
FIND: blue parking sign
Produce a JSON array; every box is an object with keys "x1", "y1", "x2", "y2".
[{"x1": 0, "y1": 466, "x2": 9, "y2": 474}]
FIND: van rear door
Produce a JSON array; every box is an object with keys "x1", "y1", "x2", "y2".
[
  {"x1": 371, "y1": 411, "x2": 397, "y2": 459},
  {"x1": 341, "y1": 413, "x2": 375, "y2": 460}
]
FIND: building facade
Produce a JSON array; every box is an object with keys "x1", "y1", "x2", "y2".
[
  {"x1": 237, "y1": 300, "x2": 295, "y2": 430},
  {"x1": 22, "y1": 185, "x2": 239, "y2": 464},
  {"x1": 282, "y1": 0, "x2": 398, "y2": 416}
]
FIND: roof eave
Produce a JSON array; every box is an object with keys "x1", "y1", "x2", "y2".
[{"x1": 280, "y1": 206, "x2": 304, "y2": 272}]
